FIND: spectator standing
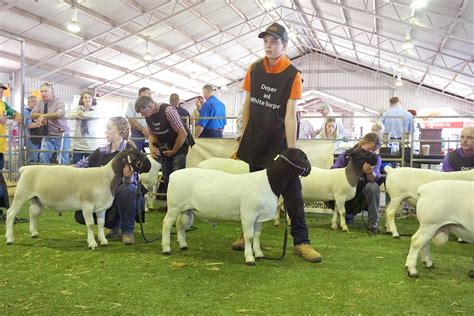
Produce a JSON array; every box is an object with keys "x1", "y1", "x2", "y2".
[
  {"x1": 170, "y1": 93, "x2": 191, "y2": 127},
  {"x1": 30, "y1": 83, "x2": 70, "y2": 164},
  {"x1": 70, "y1": 91, "x2": 100, "y2": 163},
  {"x1": 195, "y1": 84, "x2": 226, "y2": 138},
  {"x1": 24, "y1": 95, "x2": 42, "y2": 163},
  {"x1": 315, "y1": 103, "x2": 346, "y2": 138},
  {"x1": 126, "y1": 87, "x2": 150, "y2": 152},
  {"x1": 380, "y1": 96, "x2": 412, "y2": 140}
]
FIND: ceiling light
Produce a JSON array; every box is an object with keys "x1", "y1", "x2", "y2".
[
  {"x1": 411, "y1": 0, "x2": 427, "y2": 9},
  {"x1": 67, "y1": 7, "x2": 81, "y2": 33},
  {"x1": 401, "y1": 28, "x2": 415, "y2": 51},
  {"x1": 143, "y1": 41, "x2": 153, "y2": 61},
  {"x1": 394, "y1": 75, "x2": 403, "y2": 87},
  {"x1": 401, "y1": 39, "x2": 414, "y2": 50},
  {"x1": 397, "y1": 58, "x2": 409, "y2": 74},
  {"x1": 288, "y1": 28, "x2": 297, "y2": 40},
  {"x1": 261, "y1": 0, "x2": 273, "y2": 10},
  {"x1": 220, "y1": 85, "x2": 228, "y2": 92},
  {"x1": 190, "y1": 71, "x2": 198, "y2": 79}
]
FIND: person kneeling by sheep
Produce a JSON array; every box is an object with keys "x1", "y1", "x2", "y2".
[
  {"x1": 331, "y1": 133, "x2": 382, "y2": 234},
  {"x1": 74, "y1": 116, "x2": 144, "y2": 245}
]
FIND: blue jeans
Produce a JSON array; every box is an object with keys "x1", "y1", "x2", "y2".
[
  {"x1": 249, "y1": 165, "x2": 310, "y2": 246},
  {"x1": 73, "y1": 150, "x2": 90, "y2": 164},
  {"x1": 363, "y1": 182, "x2": 381, "y2": 226},
  {"x1": 110, "y1": 182, "x2": 144, "y2": 234},
  {"x1": 39, "y1": 134, "x2": 71, "y2": 164},
  {"x1": 130, "y1": 129, "x2": 147, "y2": 152},
  {"x1": 159, "y1": 153, "x2": 187, "y2": 195},
  {"x1": 26, "y1": 138, "x2": 41, "y2": 163}
]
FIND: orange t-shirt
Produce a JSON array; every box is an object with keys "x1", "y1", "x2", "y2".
[{"x1": 242, "y1": 55, "x2": 302, "y2": 99}]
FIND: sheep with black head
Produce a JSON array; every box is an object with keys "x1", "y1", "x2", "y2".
[
  {"x1": 161, "y1": 148, "x2": 311, "y2": 265},
  {"x1": 5, "y1": 147, "x2": 151, "y2": 249}
]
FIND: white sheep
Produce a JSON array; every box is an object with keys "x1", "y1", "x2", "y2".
[
  {"x1": 139, "y1": 156, "x2": 161, "y2": 212},
  {"x1": 162, "y1": 148, "x2": 311, "y2": 265},
  {"x1": 197, "y1": 157, "x2": 249, "y2": 174},
  {"x1": 196, "y1": 158, "x2": 286, "y2": 226},
  {"x1": 384, "y1": 167, "x2": 474, "y2": 238},
  {"x1": 275, "y1": 148, "x2": 377, "y2": 232},
  {"x1": 405, "y1": 180, "x2": 474, "y2": 278},
  {"x1": 4, "y1": 148, "x2": 151, "y2": 249}
]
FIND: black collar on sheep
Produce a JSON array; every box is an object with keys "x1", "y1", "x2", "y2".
[{"x1": 267, "y1": 148, "x2": 312, "y2": 197}]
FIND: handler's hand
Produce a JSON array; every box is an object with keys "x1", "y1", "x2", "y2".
[
  {"x1": 162, "y1": 149, "x2": 176, "y2": 157},
  {"x1": 362, "y1": 163, "x2": 373, "y2": 175},
  {"x1": 123, "y1": 164, "x2": 134, "y2": 177}
]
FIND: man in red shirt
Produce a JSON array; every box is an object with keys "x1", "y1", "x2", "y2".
[{"x1": 235, "y1": 23, "x2": 322, "y2": 262}]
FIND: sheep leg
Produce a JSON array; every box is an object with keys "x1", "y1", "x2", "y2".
[
  {"x1": 336, "y1": 198, "x2": 349, "y2": 232},
  {"x1": 420, "y1": 241, "x2": 434, "y2": 269},
  {"x1": 82, "y1": 209, "x2": 98, "y2": 250},
  {"x1": 331, "y1": 206, "x2": 339, "y2": 231},
  {"x1": 177, "y1": 211, "x2": 193, "y2": 250},
  {"x1": 5, "y1": 194, "x2": 28, "y2": 245},
  {"x1": 385, "y1": 196, "x2": 404, "y2": 238},
  {"x1": 29, "y1": 198, "x2": 44, "y2": 238},
  {"x1": 96, "y1": 211, "x2": 108, "y2": 246},
  {"x1": 253, "y1": 222, "x2": 264, "y2": 259},
  {"x1": 273, "y1": 199, "x2": 283, "y2": 226},
  {"x1": 241, "y1": 219, "x2": 256, "y2": 266},
  {"x1": 162, "y1": 207, "x2": 180, "y2": 255},
  {"x1": 405, "y1": 225, "x2": 437, "y2": 277}
]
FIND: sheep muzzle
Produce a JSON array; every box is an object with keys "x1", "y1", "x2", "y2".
[
  {"x1": 277, "y1": 148, "x2": 311, "y2": 177},
  {"x1": 123, "y1": 150, "x2": 152, "y2": 174}
]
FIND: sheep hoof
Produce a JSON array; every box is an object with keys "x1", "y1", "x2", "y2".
[
  {"x1": 180, "y1": 246, "x2": 188, "y2": 251},
  {"x1": 6, "y1": 241, "x2": 14, "y2": 245},
  {"x1": 31, "y1": 234, "x2": 39, "y2": 239},
  {"x1": 407, "y1": 271, "x2": 418, "y2": 278},
  {"x1": 392, "y1": 235, "x2": 401, "y2": 239},
  {"x1": 245, "y1": 261, "x2": 256, "y2": 266},
  {"x1": 423, "y1": 262, "x2": 434, "y2": 269},
  {"x1": 162, "y1": 251, "x2": 171, "y2": 256},
  {"x1": 331, "y1": 225, "x2": 338, "y2": 231}
]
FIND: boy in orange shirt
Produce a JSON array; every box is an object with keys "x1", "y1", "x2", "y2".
[{"x1": 235, "y1": 23, "x2": 322, "y2": 262}]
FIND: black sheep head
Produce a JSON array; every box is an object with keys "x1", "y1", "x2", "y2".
[
  {"x1": 113, "y1": 148, "x2": 151, "y2": 175},
  {"x1": 276, "y1": 148, "x2": 311, "y2": 177},
  {"x1": 348, "y1": 147, "x2": 378, "y2": 166}
]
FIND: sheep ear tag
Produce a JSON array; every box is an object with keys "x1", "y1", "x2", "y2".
[{"x1": 127, "y1": 155, "x2": 132, "y2": 164}]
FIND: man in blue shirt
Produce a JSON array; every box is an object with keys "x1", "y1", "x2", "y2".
[
  {"x1": 380, "y1": 96, "x2": 412, "y2": 139},
  {"x1": 195, "y1": 84, "x2": 226, "y2": 138}
]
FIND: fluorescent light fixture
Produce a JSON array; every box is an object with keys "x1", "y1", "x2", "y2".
[
  {"x1": 411, "y1": 0, "x2": 427, "y2": 9},
  {"x1": 143, "y1": 41, "x2": 153, "y2": 61},
  {"x1": 67, "y1": 7, "x2": 81, "y2": 33},
  {"x1": 394, "y1": 75, "x2": 403, "y2": 87},
  {"x1": 190, "y1": 71, "x2": 198, "y2": 79}
]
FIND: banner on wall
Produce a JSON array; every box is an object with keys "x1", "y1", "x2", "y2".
[{"x1": 417, "y1": 107, "x2": 471, "y2": 129}]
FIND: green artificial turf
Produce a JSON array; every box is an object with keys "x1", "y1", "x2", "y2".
[{"x1": 1, "y1": 208, "x2": 472, "y2": 315}]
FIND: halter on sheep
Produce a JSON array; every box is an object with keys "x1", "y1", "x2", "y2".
[
  {"x1": 5, "y1": 148, "x2": 151, "y2": 249},
  {"x1": 161, "y1": 148, "x2": 311, "y2": 265}
]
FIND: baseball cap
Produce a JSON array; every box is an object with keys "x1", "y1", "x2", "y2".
[
  {"x1": 258, "y1": 23, "x2": 288, "y2": 43},
  {"x1": 0, "y1": 83, "x2": 7, "y2": 90},
  {"x1": 318, "y1": 103, "x2": 330, "y2": 111}
]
